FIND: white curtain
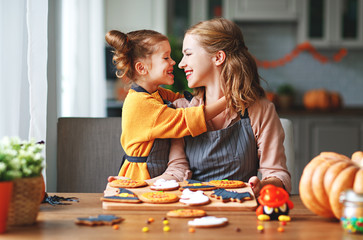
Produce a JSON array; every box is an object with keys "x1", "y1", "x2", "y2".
[
  {"x1": 60, "y1": 0, "x2": 106, "y2": 117},
  {"x1": 0, "y1": 0, "x2": 48, "y2": 142}
]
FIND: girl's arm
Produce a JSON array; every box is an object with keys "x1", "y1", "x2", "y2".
[
  {"x1": 159, "y1": 87, "x2": 227, "y2": 121},
  {"x1": 203, "y1": 96, "x2": 226, "y2": 121}
]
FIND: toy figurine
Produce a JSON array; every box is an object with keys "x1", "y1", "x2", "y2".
[{"x1": 256, "y1": 184, "x2": 294, "y2": 221}]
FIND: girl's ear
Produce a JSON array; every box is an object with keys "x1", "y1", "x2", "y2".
[
  {"x1": 135, "y1": 61, "x2": 148, "y2": 75},
  {"x1": 214, "y1": 50, "x2": 226, "y2": 66}
]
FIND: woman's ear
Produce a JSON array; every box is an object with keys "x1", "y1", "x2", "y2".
[
  {"x1": 135, "y1": 61, "x2": 148, "y2": 75},
  {"x1": 215, "y1": 50, "x2": 226, "y2": 66}
]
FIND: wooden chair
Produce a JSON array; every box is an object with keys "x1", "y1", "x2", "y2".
[{"x1": 57, "y1": 117, "x2": 124, "y2": 193}]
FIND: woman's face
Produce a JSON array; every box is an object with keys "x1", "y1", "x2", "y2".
[{"x1": 178, "y1": 34, "x2": 215, "y2": 89}]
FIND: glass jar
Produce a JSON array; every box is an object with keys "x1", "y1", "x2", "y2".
[{"x1": 340, "y1": 189, "x2": 363, "y2": 234}]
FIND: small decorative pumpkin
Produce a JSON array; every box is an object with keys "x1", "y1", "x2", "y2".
[
  {"x1": 299, "y1": 151, "x2": 363, "y2": 219},
  {"x1": 303, "y1": 89, "x2": 342, "y2": 110}
]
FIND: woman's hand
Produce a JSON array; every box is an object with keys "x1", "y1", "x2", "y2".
[
  {"x1": 248, "y1": 176, "x2": 262, "y2": 196},
  {"x1": 248, "y1": 176, "x2": 285, "y2": 197},
  {"x1": 107, "y1": 176, "x2": 130, "y2": 182}
]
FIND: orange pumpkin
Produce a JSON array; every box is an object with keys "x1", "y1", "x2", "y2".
[
  {"x1": 299, "y1": 151, "x2": 363, "y2": 219},
  {"x1": 303, "y1": 89, "x2": 342, "y2": 110}
]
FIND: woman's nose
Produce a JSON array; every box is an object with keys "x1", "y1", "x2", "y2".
[{"x1": 178, "y1": 57, "x2": 185, "y2": 69}]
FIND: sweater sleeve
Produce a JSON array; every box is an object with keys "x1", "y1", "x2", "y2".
[
  {"x1": 157, "y1": 87, "x2": 184, "y2": 102},
  {"x1": 249, "y1": 98, "x2": 292, "y2": 193},
  {"x1": 123, "y1": 91, "x2": 207, "y2": 144}
]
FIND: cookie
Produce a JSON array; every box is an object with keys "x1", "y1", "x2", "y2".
[
  {"x1": 109, "y1": 179, "x2": 147, "y2": 188},
  {"x1": 139, "y1": 192, "x2": 179, "y2": 204},
  {"x1": 210, "y1": 188, "x2": 252, "y2": 203},
  {"x1": 75, "y1": 214, "x2": 124, "y2": 226},
  {"x1": 101, "y1": 188, "x2": 141, "y2": 203},
  {"x1": 167, "y1": 209, "x2": 207, "y2": 218},
  {"x1": 208, "y1": 180, "x2": 246, "y2": 189},
  {"x1": 180, "y1": 180, "x2": 217, "y2": 191},
  {"x1": 188, "y1": 216, "x2": 228, "y2": 228},
  {"x1": 179, "y1": 189, "x2": 210, "y2": 206},
  {"x1": 149, "y1": 179, "x2": 180, "y2": 191}
]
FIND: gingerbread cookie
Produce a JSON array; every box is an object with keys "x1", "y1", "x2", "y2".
[
  {"x1": 179, "y1": 189, "x2": 210, "y2": 206},
  {"x1": 139, "y1": 192, "x2": 179, "y2": 204},
  {"x1": 180, "y1": 180, "x2": 217, "y2": 191},
  {"x1": 210, "y1": 188, "x2": 252, "y2": 203},
  {"x1": 167, "y1": 209, "x2": 207, "y2": 218},
  {"x1": 109, "y1": 179, "x2": 147, "y2": 188},
  {"x1": 75, "y1": 214, "x2": 124, "y2": 226},
  {"x1": 188, "y1": 216, "x2": 228, "y2": 228},
  {"x1": 149, "y1": 179, "x2": 180, "y2": 191},
  {"x1": 101, "y1": 188, "x2": 141, "y2": 203},
  {"x1": 208, "y1": 180, "x2": 246, "y2": 189}
]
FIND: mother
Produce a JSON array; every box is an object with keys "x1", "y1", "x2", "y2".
[{"x1": 161, "y1": 18, "x2": 291, "y2": 195}]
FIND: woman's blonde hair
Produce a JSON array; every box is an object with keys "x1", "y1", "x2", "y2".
[
  {"x1": 186, "y1": 18, "x2": 265, "y2": 114},
  {"x1": 105, "y1": 30, "x2": 168, "y2": 80}
]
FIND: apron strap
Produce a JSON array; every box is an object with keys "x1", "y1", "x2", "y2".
[{"x1": 240, "y1": 109, "x2": 249, "y2": 119}]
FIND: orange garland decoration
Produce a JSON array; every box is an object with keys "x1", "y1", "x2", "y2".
[{"x1": 255, "y1": 42, "x2": 347, "y2": 69}]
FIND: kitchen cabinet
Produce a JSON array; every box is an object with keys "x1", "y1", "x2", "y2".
[
  {"x1": 279, "y1": 110, "x2": 363, "y2": 194},
  {"x1": 297, "y1": 0, "x2": 363, "y2": 48},
  {"x1": 223, "y1": 0, "x2": 298, "y2": 21}
]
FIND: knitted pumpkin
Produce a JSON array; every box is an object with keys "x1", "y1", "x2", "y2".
[
  {"x1": 303, "y1": 89, "x2": 342, "y2": 110},
  {"x1": 299, "y1": 151, "x2": 363, "y2": 219}
]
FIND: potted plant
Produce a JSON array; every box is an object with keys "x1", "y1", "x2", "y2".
[
  {"x1": 0, "y1": 137, "x2": 44, "y2": 231},
  {"x1": 277, "y1": 83, "x2": 295, "y2": 110}
]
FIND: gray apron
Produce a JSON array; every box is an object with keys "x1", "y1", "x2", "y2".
[
  {"x1": 146, "y1": 138, "x2": 170, "y2": 177},
  {"x1": 184, "y1": 110, "x2": 258, "y2": 181}
]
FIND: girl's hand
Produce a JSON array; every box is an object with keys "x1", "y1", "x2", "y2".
[{"x1": 248, "y1": 176, "x2": 262, "y2": 196}]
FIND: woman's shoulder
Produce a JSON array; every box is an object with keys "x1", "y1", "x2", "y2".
[
  {"x1": 249, "y1": 97, "x2": 275, "y2": 112},
  {"x1": 248, "y1": 97, "x2": 280, "y2": 127}
]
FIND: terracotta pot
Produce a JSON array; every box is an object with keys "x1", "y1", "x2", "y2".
[{"x1": 0, "y1": 181, "x2": 13, "y2": 233}]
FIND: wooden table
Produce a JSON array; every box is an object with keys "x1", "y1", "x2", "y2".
[{"x1": 2, "y1": 193, "x2": 361, "y2": 240}]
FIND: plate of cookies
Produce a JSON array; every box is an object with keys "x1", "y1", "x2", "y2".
[{"x1": 101, "y1": 179, "x2": 257, "y2": 211}]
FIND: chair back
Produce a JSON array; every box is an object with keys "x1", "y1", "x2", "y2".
[
  {"x1": 57, "y1": 117, "x2": 124, "y2": 193},
  {"x1": 280, "y1": 118, "x2": 297, "y2": 194}
]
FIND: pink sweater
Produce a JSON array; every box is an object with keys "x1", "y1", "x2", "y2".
[{"x1": 152, "y1": 95, "x2": 291, "y2": 193}]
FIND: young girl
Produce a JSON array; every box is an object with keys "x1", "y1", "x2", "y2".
[
  {"x1": 105, "y1": 30, "x2": 226, "y2": 180},
  {"x1": 158, "y1": 18, "x2": 291, "y2": 195}
]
